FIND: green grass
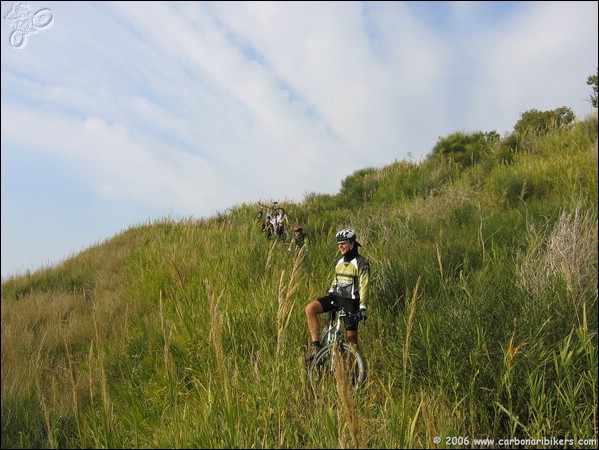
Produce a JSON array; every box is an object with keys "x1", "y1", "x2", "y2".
[{"x1": 2, "y1": 114, "x2": 597, "y2": 448}]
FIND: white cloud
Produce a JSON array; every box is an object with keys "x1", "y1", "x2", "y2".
[{"x1": 1, "y1": 1, "x2": 597, "y2": 278}]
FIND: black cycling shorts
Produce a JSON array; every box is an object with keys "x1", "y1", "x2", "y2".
[{"x1": 317, "y1": 294, "x2": 359, "y2": 331}]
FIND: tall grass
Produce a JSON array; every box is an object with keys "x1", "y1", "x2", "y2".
[{"x1": 2, "y1": 120, "x2": 597, "y2": 448}]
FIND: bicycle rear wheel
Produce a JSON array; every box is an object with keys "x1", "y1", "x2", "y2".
[{"x1": 308, "y1": 342, "x2": 366, "y2": 391}]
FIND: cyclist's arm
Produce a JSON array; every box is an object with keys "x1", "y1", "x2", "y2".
[
  {"x1": 328, "y1": 274, "x2": 336, "y2": 293},
  {"x1": 358, "y1": 260, "x2": 370, "y2": 309}
]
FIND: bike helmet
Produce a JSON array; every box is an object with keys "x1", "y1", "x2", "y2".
[
  {"x1": 293, "y1": 225, "x2": 303, "y2": 232},
  {"x1": 335, "y1": 228, "x2": 362, "y2": 247},
  {"x1": 335, "y1": 229, "x2": 356, "y2": 242}
]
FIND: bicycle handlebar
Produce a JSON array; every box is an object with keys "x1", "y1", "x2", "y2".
[{"x1": 333, "y1": 308, "x2": 366, "y2": 322}]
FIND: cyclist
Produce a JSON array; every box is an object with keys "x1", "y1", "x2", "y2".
[
  {"x1": 288, "y1": 225, "x2": 308, "y2": 254},
  {"x1": 305, "y1": 228, "x2": 370, "y2": 361},
  {"x1": 261, "y1": 215, "x2": 274, "y2": 239},
  {"x1": 274, "y1": 209, "x2": 288, "y2": 240}
]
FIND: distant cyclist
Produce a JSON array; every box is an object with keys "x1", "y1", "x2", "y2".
[
  {"x1": 288, "y1": 225, "x2": 309, "y2": 254},
  {"x1": 261, "y1": 215, "x2": 274, "y2": 239},
  {"x1": 274, "y1": 209, "x2": 288, "y2": 240},
  {"x1": 305, "y1": 229, "x2": 370, "y2": 361}
]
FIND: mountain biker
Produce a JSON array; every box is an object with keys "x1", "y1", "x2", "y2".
[
  {"x1": 261, "y1": 215, "x2": 274, "y2": 238},
  {"x1": 288, "y1": 225, "x2": 308, "y2": 254},
  {"x1": 305, "y1": 229, "x2": 370, "y2": 361},
  {"x1": 274, "y1": 209, "x2": 288, "y2": 240}
]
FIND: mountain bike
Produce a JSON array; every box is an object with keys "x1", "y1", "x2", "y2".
[
  {"x1": 256, "y1": 201, "x2": 288, "y2": 241},
  {"x1": 307, "y1": 307, "x2": 367, "y2": 391},
  {"x1": 255, "y1": 201, "x2": 285, "y2": 223}
]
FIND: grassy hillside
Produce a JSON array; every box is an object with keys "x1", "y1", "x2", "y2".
[{"x1": 2, "y1": 114, "x2": 597, "y2": 449}]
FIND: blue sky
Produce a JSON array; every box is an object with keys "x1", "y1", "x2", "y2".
[{"x1": 1, "y1": 1, "x2": 597, "y2": 279}]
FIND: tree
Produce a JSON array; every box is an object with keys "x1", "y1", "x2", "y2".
[
  {"x1": 431, "y1": 131, "x2": 496, "y2": 167},
  {"x1": 513, "y1": 107, "x2": 575, "y2": 135},
  {"x1": 587, "y1": 68, "x2": 598, "y2": 109}
]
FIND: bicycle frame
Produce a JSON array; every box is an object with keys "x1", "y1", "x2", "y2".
[
  {"x1": 320, "y1": 307, "x2": 363, "y2": 347},
  {"x1": 310, "y1": 307, "x2": 367, "y2": 390},
  {"x1": 256, "y1": 201, "x2": 283, "y2": 221},
  {"x1": 320, "y1": 310, "x2": 344, "y2": 347}
]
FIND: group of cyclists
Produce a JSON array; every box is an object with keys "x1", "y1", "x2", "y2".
[
  {"x1": 260, "y1": 208, "x2": 309, "y2": 254},
  {"x1": 257, "y1": 203, "x2": 370, "y2": 363},
  {"x1": 260, "y1": 208, "x2": 289, "y2": 241}
]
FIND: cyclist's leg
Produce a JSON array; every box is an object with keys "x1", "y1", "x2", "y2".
[
  {"x1": 340, "y1": 298, "x2": 359, "y2": 345},
  {"x1": 346, "y1": 330, "x2": 358, "y2": 345},
  {"x1": 305, "y1": 300, "x2": 324, "y2": 343},
  {"x1": 306, "y1": 294, "x2": 337, "y2": 343}
]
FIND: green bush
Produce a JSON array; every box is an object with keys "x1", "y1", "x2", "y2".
[{"x1": 514, "y1": 106, "x2": 575, "y2": 135}]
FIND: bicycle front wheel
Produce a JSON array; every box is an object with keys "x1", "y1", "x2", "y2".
[{"x1": 308, "y1": 342, "x2": 366, "y2": 391}]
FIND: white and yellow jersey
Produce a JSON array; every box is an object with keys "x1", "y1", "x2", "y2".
[{"x1": 329, "y1": 253, "x2": 370, "y2": 308}]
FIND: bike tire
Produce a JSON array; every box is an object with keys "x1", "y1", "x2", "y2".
[
  {"x1": 255, "y1": 210, "x2": 263, "y2": 222},
  {"x1": 308, "y1": 342, "x2": 366, "y2": 391}
]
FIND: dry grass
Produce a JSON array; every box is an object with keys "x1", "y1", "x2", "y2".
[{"x1": 517, "y1": 203, "x2": 598, "y2": 317}]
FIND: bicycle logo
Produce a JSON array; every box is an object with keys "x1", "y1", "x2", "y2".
[{"x1": 3, "y1": 2, "x2": 54, "y2": 49}]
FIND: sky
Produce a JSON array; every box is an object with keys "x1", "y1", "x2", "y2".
[{"x1": 1, "y1": 1, "x2": 598, "y2": 279}]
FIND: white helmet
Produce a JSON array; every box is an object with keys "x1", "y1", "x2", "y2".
[{"x1": 335, "y1": 229, "x2": 356, "y2": 242}]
